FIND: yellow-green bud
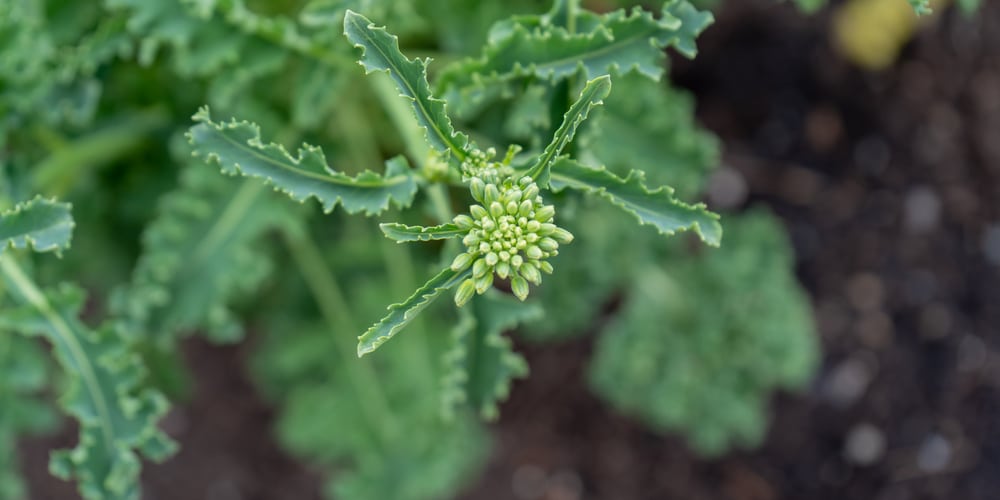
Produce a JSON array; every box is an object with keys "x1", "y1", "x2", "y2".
[
  {"x1": 455, "y1": 279, "x2": 476, "y2": 307},
  {"x1": 451, "y1": 252, "x2": 474, "y2": 271},
  {"x1": 511, "y1": 276, "x2": 529, "y2": 301}
]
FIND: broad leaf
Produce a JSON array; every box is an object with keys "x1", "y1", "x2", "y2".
[
  {"x1": 112, "y1": 165, "x2": 287, "y2": 344},
  {"x1": 549, "y1": 158, "x2": 721, "y2": 246},
  {"x1": 0, "y1": 197, "x2": 74, "y2": 255},
  {"x1": 380, "y1": 223, "x2": 464, "y2": 243},
  {"x1": 526, "y1": 75, "x2": 610, "y2": 186},
  {"x1": 189, "y1": 107, "x2": 418, "y2": 215},
  {"x1": 589, "y1": 210, "x2": 817, "y2": 454},
  {"x1": 343, "y1": 10, "x2": 470, "y2": 162},
  {"x1": 358, "y1": 267, "x2": 472, "y2": 356},
  {"x1": 0, "y1": 258, "x2": 175, "y2": 500},
  {"x1": 441, "y1": 293, "x2": 540, "y2": 420},
  {"x1": 437, "y1": 1, "x2": 713, "y2": 112}
]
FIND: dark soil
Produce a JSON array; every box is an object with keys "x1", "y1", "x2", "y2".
[{"x1": 19, "y1": 1, "x2": 1000, "y2": 499}]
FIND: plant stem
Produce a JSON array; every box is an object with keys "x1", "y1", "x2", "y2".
[
  {"x1": 281, "y1": 229, "x2": 399, "y2": 444},
  {"x1": 32, "y1": 109, "x2": 169, "y2": 196}
]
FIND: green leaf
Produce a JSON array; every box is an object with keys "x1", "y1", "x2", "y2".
[
  {"x1": 358, "y1": 267, "x2": 472, "y2": 356},
  {"x1": 380, "y1": 223, "x2": 464, "y2": 243},
  {"x1": 112, "y1": 165, "x2": 287, "y2": 344},
  {"x1": 526, "y1": 75, "x2": 611, "y2": 186},
  {"x1": 343, "y1": 10, "x2": 470, "y2": 162},
  {"x1": 188, "y1": 107, "x2": 418, "y2": 216},
  {"x1": 0, "y1": 197, "x2": 74, "y2": 256},
  {"x1": 580, "y1": 73, "x2": 719, "y2": 200},
  {"x1": 0, "y1": 334, "x2": 57, "y2": 500},
  {"x1": 589, "y1": 210, "x2": 818, "y2": 454},
  {"x1": 549, "y1": 158, "x2": 721, "y2": 246},
  {"x1": 0, "y1": 257, "x2": 175, "y2": 500},
  {"x1": 441, "y1": 293, "x2": 540, "y2": 420},
  {"x1": 436, "y1": 1, "x2": 713, "y2": 112}
]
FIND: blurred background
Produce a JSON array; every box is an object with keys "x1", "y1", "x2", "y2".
[{"x1": 9, "y1": 0, "x2": 999, "y2": 499}]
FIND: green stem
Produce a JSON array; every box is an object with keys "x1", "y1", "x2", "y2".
[
  {"x1": 0, "y1": 254, "x2": 117, "y2": 454},
  {"x1": 369, "y1": 72, "x2": 431, "y2": 165},
  {"x1": 32, "y1": 110, "x2": 169, "y2": 196},
  {"x1": 282, "y1": 229, "x2": 399, "y2": 443}
]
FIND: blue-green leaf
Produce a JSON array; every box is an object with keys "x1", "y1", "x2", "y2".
[
  {"x1": 358, "y1": 267, "x2": 472, "y2": 356},
  {"x1": 343, "y1": 10, "x2": 470, "y2": 162},
  {"x1": 549, "y1": 158, "x2": 721, "y2": 246},
  {"x1": 112, "y1": 165, "x2": 287, "y2": 344},
  {"x1": 437, "y1": 1, "x2": 713, "y2": 112},
  {"x1": 380, "y1": 223, "x2": 464, "y2": 243},
  {"x1": 0, "y1": 197, "x2": 74, "y2": 256},
  {"x1": 188, "y1": 107, "x2": 418, "y2": 216},
  {"x1": 526, "y1": 75, "x2": 611, "y2": 187},
  {"x1": 0, "y1": 258, "x2": 175, "y2": 500},
  {"x1": 441, "y1": 292, "x2": 540, "y2": 420}
]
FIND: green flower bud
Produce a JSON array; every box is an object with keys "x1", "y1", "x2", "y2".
[
  {"x1": 496, "y1": 261, "x2": 511, "y2": 279},
  {"x1": 511, "y1": 276, "x2": 530, "y2": 301},
  {"x1": 485, "y1": 184, "x2": 501, "y2": 205},
  {"x1": 511, "y1": 254, "x2": 524, "y2": 267},
  {"x1": 551, "y1": 227, "x2": 574, "y2": 244},
  {"x1": 481, "y1": 218, "x2": 496, "y2": 231},
  {"x1": 470, "y1": 205, "x2": 488, "y2": 220},
  {"x1": 539, "y1": 261, "x2": 554, "y2": 274},
  {"x1": 455, "y1": 278, "x2": 476, "y2": 307},
  {"x1": 451, "y1": 252, "x2": 474, "y2": 271},
  {"x1": 485, "y1": 252, "x2": 499, "y2": 266},
  {"x1": 523, "y1": 184, "x2": 539, "y2": 201},
  {"x1": 520, "y1": 262, "x2": 541, "y2": 285},
  {"x1": 526, "y1": 220, "x2": 541, "y2": 232},
  {"x1": 538, "y1": 223, "x2": 556, "y2": 235},
  {"x1": 538, "y1": 237, "x2": 559, "y2": 252},
  {"x1": 462, "y1": 233, "x2": 479, "y2": 246},
  {"x1": 470, "y1": 178, "x2": 486, "y2": 203},
  {"x1": 506, "y1": 201, "x2": 519, "y2": 215},
  {"x1": 519, "y1": 200, "x2": 533, "y2": 217},
  {"x1": 475, "y1": 272, "x2": 494, "y2": 294},
  {"x1": 519, "y1": 176, "x2": 533, "y2": 188},
  {"x1": 489, "y1": 201, "x2": 505, "y2": 219},
  {"x1": 473, "y1": 258, "x2": 489, "y2": 278},
  {"x1": 535, "y1": 205, "x2": 555, "y2": 222},
  {"x1": 454, "y1": 214, "x2": 475, "y2": 230},
  {"x1": 526, "y1": 245, "x2": 543, "y2": 260}
]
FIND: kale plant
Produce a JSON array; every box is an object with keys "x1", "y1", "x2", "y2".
[{"x1": 0, "y1": 0, "x2": 955, "y2": 497}]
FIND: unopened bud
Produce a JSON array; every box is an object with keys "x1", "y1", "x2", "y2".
[{"x1": 455, "y1": 279, "x2": 476, "y2": 307}]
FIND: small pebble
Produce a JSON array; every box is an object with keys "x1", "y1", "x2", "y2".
[
  {"x1": 982, "y1": 224, "x2": 1000, "y2": 266},
  {"x1": 708, "y1": 167, "x2": 749, "y2": 209},
  {"x1": 512, "y1": 464, "x2": 547, "y2": 499},
  {"x1": 824, "y1": 355, "x2": 876, "y2": 408},
  {"x1": 917, "y1": 434, "x2": 952, "y2": 473},
  {"x1": 918, "y1": 303, "x2": 953, "y2": 339},
  {"x1": 904, "y1": 186, "x2": 942, "y2": 234},
  {"x1": 846, "y1": 273, "x2": 885, "y2": 312},
  {"x1": 956, "y1": 334, "x2": 988, "y2": 373},
  {"x1": 844, "y1": 422, "x2": 887, "y2": 466}
]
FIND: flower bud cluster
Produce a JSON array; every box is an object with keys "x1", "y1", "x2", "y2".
[
  {"x1": 460, "y1": 147, "x2": 511, "y2": 184},
  {"x1": 452, "y1": 175, "x2": 573, "y2": 306}
]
